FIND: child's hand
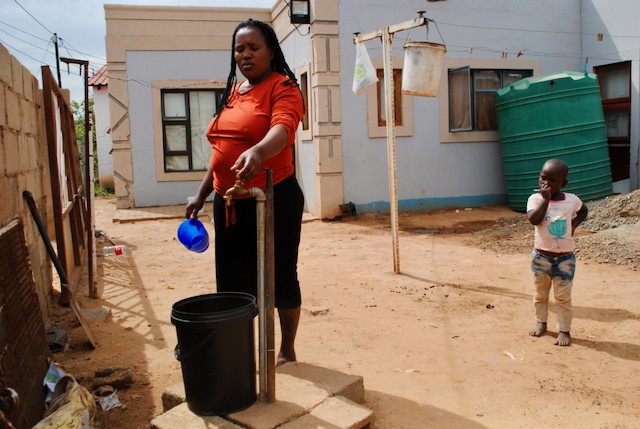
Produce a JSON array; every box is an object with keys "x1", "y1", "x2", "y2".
[{"x1": 539, "y1": 183, "x2": 552, "y2": 200}]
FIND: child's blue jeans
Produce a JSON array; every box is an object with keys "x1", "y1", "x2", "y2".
[{"x1": 530, "y1": 249, "x2": 576, "y2": 332}]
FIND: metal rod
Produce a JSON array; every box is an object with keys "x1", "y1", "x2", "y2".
[
  {"x1": 256, "y1": 195, "x2": 267, "y2": 401},
  {"x1": 353, "y1": 14, "x2": 427, "y2": 274},
  {"x1": 381, "y1": 28, "x2": 400, "y2": 274},
  {"x1": 53, "y1": 33, "x2": 61, "y2": 87},
  {"x1": 60, "y1": 57, "x2": 95, "y2": 298},
  {"x1": 353, "y1": 16, "x2": 426, "y2": 43},
  {"x1": 223, "y1": 178, "x2": 272, "y2": 401},
  {"x1": 23, "y1": 190, "x2": 69, "y2": 285},
  {"x1": 264, "y1": 170, "x2": 275, "y2": 402}
]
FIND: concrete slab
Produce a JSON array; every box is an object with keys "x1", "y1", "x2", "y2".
[
  {"x1": 113, "y1": 204, "x2": 211, "y2": 224},
  {"x1": 112, "y1": 203, "x2": 318, "y2": 224},
  {"x1": 225, "y1": 373, "x2": 329, "y2": 429},
  {"x1": 309, "y1": 396, "x2": 375, "y2": 429},
  {"x1": 150, "y1": 403, "x2": 243, "y2": 429},
  {"x1": 276, "y1": 362, "x2": 365, "y2": 403},
  {"x1": 156, "y1": 364, "x2": 371, "y2": 429},
  {"x1": 278, "y1": 396, "x2": 374, "y2": 429}
]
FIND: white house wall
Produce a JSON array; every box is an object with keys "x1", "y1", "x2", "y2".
[
  {"x1": 278, "y1": 28, "x2": 314, "y2": 213},
  {"x1": 339, "y1": 0, "x2": 582, "y2": 212},
  {"x1": 92, "y1": 86, "x2": 113, "y2": 189},
  {"x1": 105, "y1": 1, "x2": 636, "y2": 215},
  {"x1": 581, "y1": 0, "x2": 640, "y2": 192},
  {"x1": 126, "y1": 50, "x2": 228, "y2": 206}
]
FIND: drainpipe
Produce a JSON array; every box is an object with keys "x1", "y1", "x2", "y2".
[{"x1": 223, "y1": 170, "x2": 275, "y2": 403}]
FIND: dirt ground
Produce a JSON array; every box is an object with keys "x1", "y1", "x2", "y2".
[{"x1": 51, "y1": 192, "x2": 640, "y2": 429}]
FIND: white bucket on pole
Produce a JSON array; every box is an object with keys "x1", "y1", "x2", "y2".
[{"x1": 401, "y1": 41, "x2": 446, "y2": 97}]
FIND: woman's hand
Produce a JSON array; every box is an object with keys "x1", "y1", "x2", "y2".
[
  {"x1": 231, "y1": 147, "x2": 264, "y2": 185},
  {"x1": 186, "y1": 196, "x2": 205, "y2": 219}
]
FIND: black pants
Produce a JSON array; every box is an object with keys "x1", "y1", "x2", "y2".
[{"x1": 213, "y1": 175, "x2": 304, "y2": 308}]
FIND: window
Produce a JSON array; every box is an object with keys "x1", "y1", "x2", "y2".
[
  {"x1": 297, "y1": 65, "x2": 312, "y2": 141},
  {"x1": 161, "y1": 89, "x2": 223, "y2": 172},
  {"x1": 300, "y1": 71, "x2": 310, "y2": 132},
  {"x1": 376, "y1": 68, "x2": 403, "y2": 126},
  {"x1": 439, "y1": 58, "x2": 540, "y2": 143},
  {"x1": 365, "y1": 61, "x2": 413, "y2": 138},
  {"x1": 594, "y1": 61, "x2": 631, "y2": 181},
  {"x1": 448, "y1": 67, "x2": 533, "y2": 132}
]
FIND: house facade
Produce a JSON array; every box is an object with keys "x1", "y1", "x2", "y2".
[
  {"x1": 88, "y1": 65, "x2": 114, "y2": 190},
  {"x1": 104, "y1": 0, "x2": 639, "y2": 218}
]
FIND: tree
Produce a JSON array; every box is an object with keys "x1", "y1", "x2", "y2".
[
  {"x1": 71, "y1": 98, "x2": 94, "y2": 144},
  {"x1": 70, "y1": 98, "x2": 105, "y2": 192}
]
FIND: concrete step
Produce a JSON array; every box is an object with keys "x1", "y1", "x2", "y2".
[{"x1": 152, "y1": 362, "x2": 374, "y2": 429}]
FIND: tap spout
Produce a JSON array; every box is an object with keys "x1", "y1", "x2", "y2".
[{"x1": 224, "y1": 177, "x2": 266, "y2": 204}]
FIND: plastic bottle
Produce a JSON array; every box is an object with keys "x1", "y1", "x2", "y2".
[{"x1": 102, "y1": 245, "x2": 131, "y2": 256}]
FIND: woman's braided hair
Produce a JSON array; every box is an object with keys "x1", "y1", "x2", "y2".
[{"x1": 216, "y1": 18, "x2": 301, "y2": 115}]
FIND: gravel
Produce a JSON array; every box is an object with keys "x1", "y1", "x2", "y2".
[{"x1": 470, "y1": 189, "x2": 640, "y2": 269}]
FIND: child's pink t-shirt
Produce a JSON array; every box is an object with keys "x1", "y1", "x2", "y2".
[{"x1": 527, "y1": 192, "x2": 584, "y2": 253}]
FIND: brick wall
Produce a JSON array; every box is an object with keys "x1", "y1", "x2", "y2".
[{"x1": 0, "y1": 43, "x2": 53, "y2": 322}]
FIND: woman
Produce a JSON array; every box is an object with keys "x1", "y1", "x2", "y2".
[{"x1": 186, "y1": 19, "x2": 305, "y2": 365}]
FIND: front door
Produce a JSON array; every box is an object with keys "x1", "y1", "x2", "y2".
[{"x1": 594, "y1": 61, "x2": 631, "y2": 183}]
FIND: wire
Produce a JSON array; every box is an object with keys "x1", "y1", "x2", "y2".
[
  {"x1": 40, "y1": 39, "x2": 52, "y2": 64},
  {"x1": 0, "y1": 28, "x2": 51, "y2": 53},
  {"x1": 436, "y1": 20, "x2": 640, "y2": 40},
  {"x1": 60, "y1": 39, "x2": 107, "y2": 62},
  {"x1": 0, "y1": 37, "x2": 55, "y2": 66},
  {"x1": 14, "y1": 0, "x2": 53, "y2": 35},
  {"x1": 0, "y1": 19, "x2": 50, "y2": 42}
]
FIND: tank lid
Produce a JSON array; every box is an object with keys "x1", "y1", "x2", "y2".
[{"x1": 497, "y1": 71, "x2": 597, "y2": 97}]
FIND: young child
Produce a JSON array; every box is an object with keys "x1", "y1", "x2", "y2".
[{"x1": 526, "y1": 159, "x2": 588, "y2": 346}]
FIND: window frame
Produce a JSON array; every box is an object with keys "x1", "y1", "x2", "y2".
[
  {"x1": 594, "y1": 60, "x2": 631, "y2": 182},
  {"x1": 439, "y1": 58, "x2": 540, "y2": 144},
  {"x1": 366, "y1": 57, "x2": 413, "y2": 138},
  {"x1": 297, "y1": 62, "x2": 313, "y2": 142},
  {"x1": 153, "y1": 80, "x2": 227, "y2": 182},
  {"x1": 376, "y1": 68, "x2": 403, "y2": 127},
  {"x1": 449, "y1": 68, "x2": 533, "y2": 133}
]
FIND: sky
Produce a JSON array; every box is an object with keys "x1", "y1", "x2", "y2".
[{"x1": 1, "y1": 0, "x2": 276, "y2": 103}]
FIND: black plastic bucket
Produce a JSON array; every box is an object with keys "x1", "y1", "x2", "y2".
[{"x1": 171, "y1": 292, "x2": 258, "y2": 415}]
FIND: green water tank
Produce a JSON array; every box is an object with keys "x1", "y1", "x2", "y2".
[{"x1": 495, "y1": 71, "x2": 612, "y2": 212}]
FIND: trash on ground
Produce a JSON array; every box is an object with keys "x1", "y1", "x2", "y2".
[{"x1": 99, "y1": 391, "x2": 122, "y2": 411}]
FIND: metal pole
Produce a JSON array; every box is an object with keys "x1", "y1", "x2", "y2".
[
  {"x1": 264, "y1": 170, "x2": 275, "y2": 402},
  {"x1": 83, "y1": 61, "x2": 95, "y2": 298},
  {"x1": 381, "y1": 28, "x2": 400, "y2": 274},
  {"x1": 223, "y1": 179, "x2": 273, "y2": 401},
  {"x1": 256, "y1": 194, "x2": 267, "y2": 401},
  {"x1": 353, "y1": 14, "x2": 427, "y2": 274},
  {"x1": 53, "y1": 33, "x2": 61, "y2": 87},
  {"x1": 61, "y1": 57, "x2": 95, "y2": 298}
]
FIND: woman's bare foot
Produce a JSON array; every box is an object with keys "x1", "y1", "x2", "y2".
[
  {"x1": 276, "y1": 307, "x2": 300, "y2": 367},
  {"x1": 276, "y1": 351, "x2": 296, "y2": 367},
  {"x1": 529, "y1": 322, "x2": 547, "y2": 337},
  {"x1": 555, "y1": 331, "x2": 571, "y2": 346}
]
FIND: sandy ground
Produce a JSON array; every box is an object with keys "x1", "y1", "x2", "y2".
[{"x1": 52, "y1": 196, "x2": 640, "y2": 429}]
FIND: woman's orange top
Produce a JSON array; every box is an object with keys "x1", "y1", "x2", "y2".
[{"x1": 206, "y1": 72, "x2": 304, "y2": 196}]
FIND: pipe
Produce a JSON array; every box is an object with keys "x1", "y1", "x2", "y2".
[
  {"x1": 23, "y1": 190, "x2": 70, "y2": 285},
  {"x1": 223, "y1": 174, "x2": 275, "y2": 402}
]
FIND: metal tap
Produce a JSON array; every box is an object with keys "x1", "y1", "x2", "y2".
[
  {"x1": 224, "y1": 172, "x2": 266, "y2": 204},
  {"x1": 224, "y1": 176, "x2": 250, "y2": 205}
]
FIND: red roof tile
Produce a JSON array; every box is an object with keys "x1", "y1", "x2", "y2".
[{"x1": 88, "y1": 65, "x2": 108, "y2": 86}]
